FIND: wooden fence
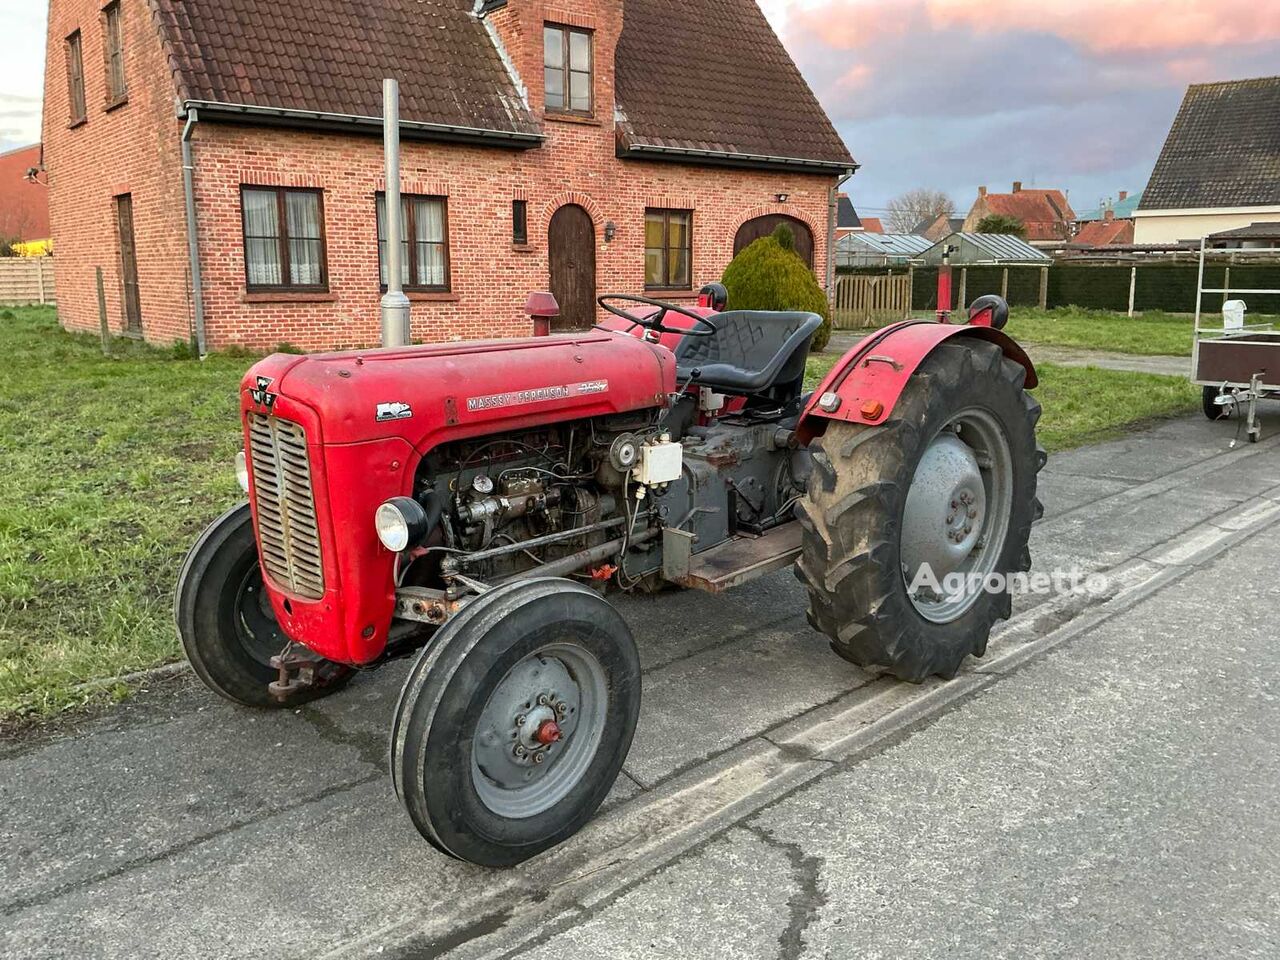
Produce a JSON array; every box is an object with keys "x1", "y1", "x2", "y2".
[
  {"x1": 0, "y1": 258, "x2": 56, "y2": 305},
  {"x1": 832, "y1": 271, "x2": 912, "y2": 328}
]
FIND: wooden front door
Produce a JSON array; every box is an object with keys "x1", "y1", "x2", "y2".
[
  {"x1": 734, "y1": 214, "x2": 814, "y2": 268},
  {"x1": 548, "y1": 204, "x2": 596, "y2": 330},
  {"x1": 115, "y1": 194, "x2": 142, "y2": 335}
]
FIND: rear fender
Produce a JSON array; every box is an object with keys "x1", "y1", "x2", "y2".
[{"x1": 797, "y1": 320, "x2": 1037, "y2": 441}]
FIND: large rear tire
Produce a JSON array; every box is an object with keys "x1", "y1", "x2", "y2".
[
  {"x1": 797, "y1": 339, "x2": 1045, "y2": 681},
  {"x1": 175, "y1": 503, "x2": 352, "y2": 708},
  {"x1": 391, "y1": 578, "x2": 640, "y2": 867}
]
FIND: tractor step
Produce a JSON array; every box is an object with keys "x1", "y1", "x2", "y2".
[{"x1": 665, "y1": 522, "x2": 803, "y2": 594}]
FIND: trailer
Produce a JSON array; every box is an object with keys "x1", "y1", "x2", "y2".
[{"x1": 1191, "y1": 235, "x2": 1280, "y2": 443}]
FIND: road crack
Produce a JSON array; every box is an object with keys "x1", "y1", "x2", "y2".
[{"x1": 745, "y1": 823, "x2": 827, "y2": 960}]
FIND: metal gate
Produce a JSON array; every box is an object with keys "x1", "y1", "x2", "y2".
[{"x1": 833, "y1": 272, "x2": 912, "y2": 328}]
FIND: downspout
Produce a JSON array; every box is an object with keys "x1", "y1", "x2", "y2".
[
  {"x1": 826, "y1": 171, "x2": 853, "y2": 309},
  {"x1": 182, "y1": 109, "x2": 208, "y2": 358}
]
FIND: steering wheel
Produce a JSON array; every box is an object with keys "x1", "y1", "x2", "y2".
[{"x1": 597, "y1": 294, "x2": 718, "y2": 337}]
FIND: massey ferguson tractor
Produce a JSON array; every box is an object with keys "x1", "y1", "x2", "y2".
[{"x1": 177, "y1": 285, "x2": 1043, "y2": 867}]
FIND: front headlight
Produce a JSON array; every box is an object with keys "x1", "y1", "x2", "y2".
[
  {"x1": 235, "y1": 450, "x2": 249, "y2": 493},
  {"x1": 375, "y1": 497, "x2": 429, "y2": 552}
]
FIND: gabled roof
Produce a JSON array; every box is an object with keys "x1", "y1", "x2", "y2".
[
  {"x1": 910, "y1": 214, "x2": 964, "y2": 237},
  {"x1": 149, "y1": 0, "x2": 855, "y2": 170},
  {"x1": 152, "y1": 0, "x2": 542, "y2": 142},
  {"x1": 1207, "y1": 221, "x2": 1280, "y2": 241},
  {"x1": 922, "y1": 232, "x2": 1052, "y2": 265},
  {"x1": 859, "y1": 216, "x2": 883, "y2": 233},
  {"x1": 1073, "y1": 218, "x2": 1134, "y2": 247},
  {"x1": 837, "y1": 195, "x2": 861, "y2": 229},
  {"x1": 1141, "y1": 76, "x2": 1280, "y2": 210},
  {"x1": 614, "y1": 0, "x2": 855, "y2": 172},
  {"x1": 972, "y1": 189, "x2": 1074, "y2": 241}
]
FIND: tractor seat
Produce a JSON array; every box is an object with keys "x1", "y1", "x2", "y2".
[{"x1": 674, "y1": 310, "x2": 823, "y2": 399}]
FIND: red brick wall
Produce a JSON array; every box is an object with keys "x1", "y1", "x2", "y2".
[
  {"x1": 43, "y1": 0, "x2": 192, "y2": 344},
  {"x1": 47, "y1": 0, "x2": 838, "y2": 351}
]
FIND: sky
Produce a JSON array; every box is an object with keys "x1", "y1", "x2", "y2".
[{"x1": 4, "y1": 1, "x2": 1280, "y2": 217}]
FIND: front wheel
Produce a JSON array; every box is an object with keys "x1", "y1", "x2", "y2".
[
  {"x1": 175, "y1": 503, "x2": 351, "y2": 708},
  {"x1": 391, "y1": 578, "x2": 641, "y2": 867},
  {"x1": 797, "y1": 339, "x2": 1045, "y2": 681}
]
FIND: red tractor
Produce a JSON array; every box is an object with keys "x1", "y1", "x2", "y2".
[{"x1": 177, "y1": 286, "x2": 1042, "y2": 867}]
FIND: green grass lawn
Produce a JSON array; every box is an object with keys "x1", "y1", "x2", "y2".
[
  {"x1": 805, "y1": 351, "x2": 1198, "y2": 451},
  {"x1": 0, "y1": 307, "x2": 1197, "y2": 722},
  {"x1": 1002, "y1": 307, "x2": 1196, "y2": 356}
]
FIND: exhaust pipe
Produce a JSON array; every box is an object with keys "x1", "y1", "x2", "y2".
[{"x1": 380, "y1": 78, "x2": 411, "y2": 348}]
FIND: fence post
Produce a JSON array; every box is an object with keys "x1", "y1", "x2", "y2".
[
  {"x1": 1127, "y1": 266, "x2": 1137, "y2": 317},
  {"x1": 907, "y1": 265, "x2": 915, "y2": 315},
  {"x1": 957, "y1": 267, "x2": 967, "y2": 312},
  {"x1": 1038, "y1": 266, "x2": 1049, "y2": 309},
  {"x1": 1223, "y1": 266, "x2": 1230, "y2": 307},
  {"x1": 1000, "y1": 267, "x2": 1009, "y2": 302},
  {"x1": 96, "y1": 266, "x2": 110, "y2": 357},
  {"x1": 37, "y1": 260, "x2": 46, "y2": 304}
]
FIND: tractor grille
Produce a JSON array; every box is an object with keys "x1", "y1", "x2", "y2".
[{"x1": 247, "y1": 413, "x2": 325, "y2": 600}]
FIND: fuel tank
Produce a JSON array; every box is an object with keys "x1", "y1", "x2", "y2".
[{"x1": 238, "y1": 331, "x2": 675, "y2": 666}]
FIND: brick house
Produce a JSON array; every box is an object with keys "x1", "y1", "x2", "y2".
[
  {"x1": 41, "y1": 0, "x2": 855, "y2": 351},
  {"x1": 0, "y1": 144, "x2": 51, "y2": 249},
  {"x1": 961, "y1": 182, "x2": 1075, "y2": 246}
]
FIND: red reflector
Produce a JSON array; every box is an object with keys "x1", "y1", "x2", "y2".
[{"x1": 860, "y1": 400, "x2": 884, "y2": 420}]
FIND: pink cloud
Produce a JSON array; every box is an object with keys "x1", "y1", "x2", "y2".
[{"x1": 928, "y1": 0, "x2": 1280, "y2": 55}]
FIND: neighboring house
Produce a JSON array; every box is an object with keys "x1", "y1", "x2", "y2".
[
  {"x1": 1072, "y1": 214, "x2": 1134, "y2": 247},
  {"x1": 835, "y1": 193, "x2": 861, "y2": 238},
  {"x1": 1076, "y1": 189, "x2": 1142, "y2": 224},
  {"x1": 961, "y1": 182, "x2": 1075, "y2": 245},
  {"x1": 43, "y1": 0, "x2": 855, "y2": 350},
  {"x1": 859, "y1": 216, "x2": 884, "y2": 234},
  {"x1": 0, "y1": 144, "x2": 51, "y2": 249},
  {"x1": 910, "y1": 214, "x2": 963, "y2": 242},
  {"x1": 1135, "y1": 76, "x2": 1280, "y2": 244},
  {"x1": 1205, "y1": 222, "x2": 1280, "y2": 251}
]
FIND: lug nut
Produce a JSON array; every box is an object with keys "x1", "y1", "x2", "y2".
[
  {"x1": 533, "y1": 753, "x2": 545, "y2": 764},
  {"x1": 537, "y1": 695, "x2": 550, "y2": 706},
  {"x1": 968, "y1": 508, "x2": 977, "y2": 519},
  {"x1": 515, "y1": 714, "x2": 526, "y2": 726},
  {"x1": 514, "y1": 745, "x2": 527, "y2": 758}
]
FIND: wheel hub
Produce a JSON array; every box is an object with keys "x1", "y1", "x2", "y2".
[
  {"x1": 471, "y1": 644, "x2": 608, "y2": 818},
  {"x1": 901, "y1": 432, "x2": 986, "y2": 581}
]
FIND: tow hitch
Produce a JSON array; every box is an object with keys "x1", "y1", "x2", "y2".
[{"x1": 268, "y1": 643, "x2": 342, "y2": 702}]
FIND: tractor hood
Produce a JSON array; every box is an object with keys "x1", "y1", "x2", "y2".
[{"x1": 241, "y1": 332, "x2": 677, "y2": 450}]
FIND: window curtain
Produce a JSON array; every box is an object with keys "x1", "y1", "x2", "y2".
[
  {"x1": 243, "y1": 189, "x2": 281, "y2": 286},
  {"x1": 285, "y1": 191, "x2": 323, "y2": 286},
  {"x1": 413, "y1": 199, "x2": 446, "y2": 288}
]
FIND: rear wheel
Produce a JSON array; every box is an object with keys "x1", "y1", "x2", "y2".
[
  {"x1": 175, "y1": 503, "x2": 351, "y2": 708},
  {"x1": 797, "y1": 339, "x2": 1045, "y2": 681},
  {"x1": 392, "y1": 578, "x2": 641, "y2": 867}
]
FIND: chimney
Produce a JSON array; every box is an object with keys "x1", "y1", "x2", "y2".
[
  {"x1": 1118, "y1": 190, "x2": 1128, "y2": 202},
  {"x1": 1012, "y1": 181, "x2": 1022, "y2": 193},
  {"x1": 1104, "y1": 208, "x2": 1115, "y2": 221},
  {"x1": 978, "y1": 185, "x2": 987, "y2": 197}
]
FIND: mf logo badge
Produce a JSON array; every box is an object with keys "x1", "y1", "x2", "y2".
[
  {"x1": 249, "y1": 375, "x2": 277, "y2": 409},
  {"x1": 376, "y1": 401, "x2": 413, "y2": 422}
]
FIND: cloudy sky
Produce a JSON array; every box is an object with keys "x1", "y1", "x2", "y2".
[{"x1": 5, "y1": 1, "x2": 1279, "y2": 217}]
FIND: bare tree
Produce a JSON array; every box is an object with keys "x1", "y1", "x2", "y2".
[{"x1": 885, "y1": 188, "x2": 955, "y2": 234}]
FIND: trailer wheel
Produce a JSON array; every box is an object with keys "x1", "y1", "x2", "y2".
[
  {"x1": 392, "y1": 578, "x2": 640, "y2": 867},
  {"x1": 175, "y1": 503, "x2": 351, "y2": 708},
  {"x1": 797, "y1": 339, "x2": 1044, "y2": 682},
  {"x1": 1202, "y1": 385, "x2": 1230, "y2": 420}
]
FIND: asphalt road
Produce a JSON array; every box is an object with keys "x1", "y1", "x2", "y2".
[{"x1": 4, "y1": 407, "x2": 1280, "y2": 959}]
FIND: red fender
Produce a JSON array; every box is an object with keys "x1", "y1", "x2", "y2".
[{"x1": 797, "y1": 320, "x2": 1037, "y2": 441}]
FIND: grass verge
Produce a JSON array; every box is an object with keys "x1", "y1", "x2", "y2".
[
  {"x1": 805, "y1": 352, "x2": 1198, "y2": 451},
  {"x1": 0, "y1": 308, "x2": 1197, "y2": 722}
]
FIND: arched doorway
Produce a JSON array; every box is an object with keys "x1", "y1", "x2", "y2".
[
  {"x1": 734, "y1": 214, "x2": 814, "y2": 268},
  {"x1": 548, "y1": 204, "x2": 596, "y2": 330}
]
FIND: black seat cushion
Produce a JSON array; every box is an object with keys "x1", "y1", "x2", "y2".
[{"x1": 674, "y1": 310, "x2": 823, "y2": 396}]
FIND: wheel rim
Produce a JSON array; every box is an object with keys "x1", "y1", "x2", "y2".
[
  {"x1": 900, "y1": 407, "x2": 1014, "y2": 623},
  {"x1": 471, "y1": 642, "x2": 608, "y2": 819},
  {"x1": 233, "y1": 563, "x2": 285, "y2": 667}
]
